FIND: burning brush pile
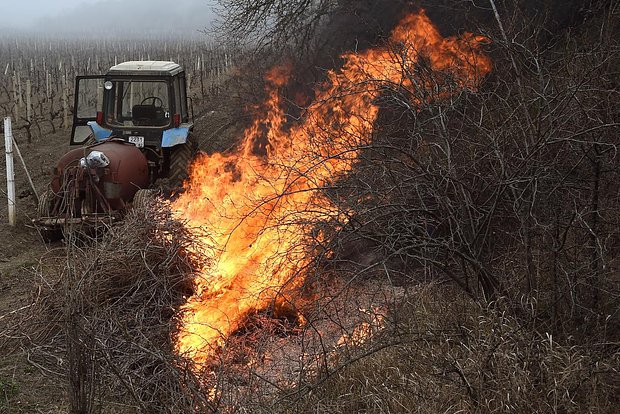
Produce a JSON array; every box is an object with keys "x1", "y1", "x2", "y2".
[
  {"x1": 30, "y1": 9, "x2": 498, "y2": 412},
  {"x1": 172, "y1": 9, "x2": 490, "y2": 364},
  {"x1": 167, "y1": 7, "x2": 491, "y2": 404}
]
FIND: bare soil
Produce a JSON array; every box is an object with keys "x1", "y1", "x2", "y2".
[{"x1": 0, "y1": 126, "x2": 71, "y2": 412}]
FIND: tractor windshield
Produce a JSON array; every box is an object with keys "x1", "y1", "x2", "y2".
[{"x1": 105, "y1": 80, "x2": 170, "y2": 128}]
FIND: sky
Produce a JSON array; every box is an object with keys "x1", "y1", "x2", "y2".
[
  {"x1": 0, "y1": 0, "x2": 102, "y2": 28},
  {"x1": 0, "y1": 0, "x2": 217, "y2": 34}
]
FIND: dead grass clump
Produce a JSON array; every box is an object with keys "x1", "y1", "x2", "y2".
[{"x1": 274, "y1": 285, "x2": 620, "y2": 414}]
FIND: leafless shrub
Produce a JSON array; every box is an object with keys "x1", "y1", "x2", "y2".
[
  {"x1": 323, "y1": 0, "x2": 620, "y2": 331},
  {"x1": 250, "y1": 2, "x2": 620, "y2": 411},
  {"x1": 28, "y1": 199, "x2": 217, "y2": 413}
]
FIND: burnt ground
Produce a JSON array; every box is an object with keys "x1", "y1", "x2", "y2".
[{"x1": 0, "y1": 101, "x2": 239, "y2": 412}]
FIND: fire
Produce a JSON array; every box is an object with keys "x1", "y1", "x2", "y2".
[
  {"x1": 337, "y1": 307, "x2": 387, "y2": 348},
  {"x1": 172, "y1": 9, "x2": 492, "y2": 364}
]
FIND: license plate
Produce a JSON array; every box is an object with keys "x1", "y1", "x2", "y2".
[{"x1": 128, "y1": 136, "x2": 144, "y2": 148}]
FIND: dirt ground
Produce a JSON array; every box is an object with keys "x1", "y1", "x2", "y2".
[{"x1": 0, "y1": 125, "x2": 72, "y2": 412}]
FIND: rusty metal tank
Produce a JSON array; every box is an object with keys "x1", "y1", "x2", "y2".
[{"x1": 51, "y1": 139, "x2": 149, "y2": 211}]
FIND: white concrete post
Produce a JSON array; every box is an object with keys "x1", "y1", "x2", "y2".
[{"x1": 3, "y1": 117, "x2": 16, "y2": 226}]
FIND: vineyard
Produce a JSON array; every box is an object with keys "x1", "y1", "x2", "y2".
[{"x1": 0, "y1": 34, "x2": 235, "y2": 141}]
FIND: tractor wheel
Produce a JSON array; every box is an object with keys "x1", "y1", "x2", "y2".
[
  {"x1": 168, "y1": 135, "x2": 197, "y2": 187},
  {"x1": 132, "y1": 189, "x2": 156, "y2": 210},
  {"x1": 37, "y1": 190, "x2": 62, "y2": 243},
  {"x1": 37, "y1": 189, "x2": 58, "y2": 217}
]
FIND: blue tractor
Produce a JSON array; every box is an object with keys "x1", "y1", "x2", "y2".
[
  {"x1": 35, "y1": 61, "x2": 197, "y2": 239},
  {"x1": 72, "y1": 60, "x2": 196, "y2": 185}
]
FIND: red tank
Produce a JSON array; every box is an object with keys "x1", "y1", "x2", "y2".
[{"x1": 51, "y1": 139, "x2": 149, "y2": 212}]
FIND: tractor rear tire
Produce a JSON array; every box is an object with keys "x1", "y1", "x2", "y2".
[
  {"x1": 132, "y1": 189, "x2": 156, "y2": 210},
  {"x1": 168, "y1": 135, "x2": 197, "y2": 187},
  {"x1": 37, "y1": 190, "x2": 63, "y2": 243},
  {"x1": 37, "y1": 189, "x2": 57, "y2": 217}
]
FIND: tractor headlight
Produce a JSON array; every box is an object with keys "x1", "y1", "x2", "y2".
[{"x1": 85, "y1": 151, "x2": 110, "y2": 168}]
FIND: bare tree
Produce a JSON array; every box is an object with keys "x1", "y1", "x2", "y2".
[{"x1": 213, "y1": 0, "x2": 335, "y2": 50}]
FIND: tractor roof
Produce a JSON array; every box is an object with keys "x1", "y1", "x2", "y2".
[{"x1": 107, "y1": 61, "x2": 183, "y2": 76}]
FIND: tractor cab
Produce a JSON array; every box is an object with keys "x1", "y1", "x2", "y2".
[
  {"x1": 72, "y1": 61, "x2": 195, "y2": 182},
  {"x1": 35, "y1": 61, "x2": 197, "y2": 241}
]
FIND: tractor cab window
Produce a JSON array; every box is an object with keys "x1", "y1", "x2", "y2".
[
  {"x1": 173, "y1": 75, "x2": 189, "y2": 123},
  {"x1": 106, "y1": 80, "x2": 170, "y2": 128}
]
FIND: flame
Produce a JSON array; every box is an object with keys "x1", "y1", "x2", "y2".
[
  {"x1": 172, "y1": 10, "x2": 492, "y2": 364},
  {"x1": 337, "y1": 307, "x2": 387, "y2": 348}
]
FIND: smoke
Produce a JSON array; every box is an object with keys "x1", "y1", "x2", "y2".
[{"x1": 318, "y1": 0, "x2": 413, "y2": 56}]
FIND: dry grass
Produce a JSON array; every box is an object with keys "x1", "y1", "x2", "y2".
[{"x1": 272, "y1": 286, "x2": 620, "y2": 414}]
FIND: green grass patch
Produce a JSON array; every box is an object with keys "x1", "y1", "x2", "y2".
[{"x1": 0, "y1": 377, "x2": 19, "y2": 406}]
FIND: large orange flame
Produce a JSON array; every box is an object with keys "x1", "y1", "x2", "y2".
[{"x1": 172, "y1": 10, "x2": 492, "y2": 364}]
